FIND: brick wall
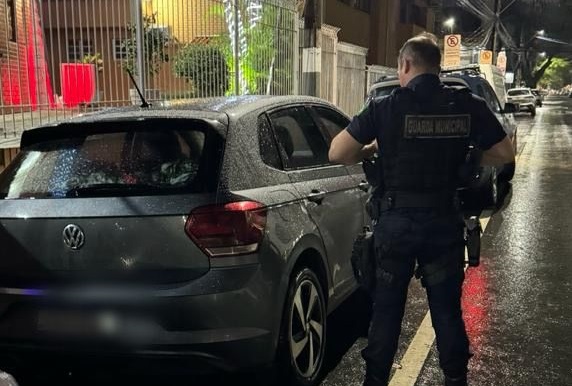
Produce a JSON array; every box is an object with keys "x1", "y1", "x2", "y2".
[{"x1": 0, "y1": 0, "x2": 33, "y2": 111}]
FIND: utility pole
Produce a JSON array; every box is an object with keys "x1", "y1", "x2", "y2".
[
  {"x1": 302, "y1": 0, "x2": 322, "y2": 97},
  {"x1": 132, "y1": 0, "x2": 146, "y2": 98},
  {"x1": 490, "y1": 0, "x2": 501, "y2": 62},
  {"x1": 234, "y1": 0, "x2": 240, "y2": 95}
]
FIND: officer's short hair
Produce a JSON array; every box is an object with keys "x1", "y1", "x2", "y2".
[{"x1": 398, "y1": 33, "x2": 441, "y2": 73}]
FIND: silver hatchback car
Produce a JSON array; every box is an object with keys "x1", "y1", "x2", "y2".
[{"x1": 0, "y1": 96, "x2": 369, "y2": 385}]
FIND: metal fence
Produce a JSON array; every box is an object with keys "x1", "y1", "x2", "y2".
[
  {"x1": 318, "y1": 24, "x2": 339, "y2": 106},
  {"x1": 0, "y1": 0, "x2": 298, "y2": 145},
  {"x1": 336, "y1": 42, "x2": 368, "y2": 116}
]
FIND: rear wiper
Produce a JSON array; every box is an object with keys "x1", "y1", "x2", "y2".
[{"x1": 66, "y1": 183, "x2": 162, "y2": 197}]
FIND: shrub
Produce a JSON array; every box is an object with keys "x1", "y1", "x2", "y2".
[{"x1": 173, "y1": 44, "x2": 229, "y2": 98}]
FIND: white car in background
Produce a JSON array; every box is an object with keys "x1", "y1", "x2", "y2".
[{"x1": 507, "y1": 88, "x2": 537, "y2": 117}]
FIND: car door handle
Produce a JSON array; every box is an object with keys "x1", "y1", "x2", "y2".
[
  {"x1": 307, "y1": 190, "x2": 326, "y2": 204},
  {"x1": 358, "y1": 181, "x2": 370, "y2": 192}
]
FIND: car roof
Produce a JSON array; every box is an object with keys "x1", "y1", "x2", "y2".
[
  {"x1": 34, "y1": 95, "x2": 333, "y2": 127},
  {"x1": 21, "y1": 95, "x2": 337, "y2": 148},
  {"x1": 368, "y1": 76, "x2": 469, "y2": 94},
  {"x1": 508, "y1": 88, "x2": 531, "y2": 92}
]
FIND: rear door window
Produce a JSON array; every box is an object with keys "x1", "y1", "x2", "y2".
[
  {"x1": 481, "y1": 83, "x2": 502, "y2": 113},
  {"x1": 508, "y1": 90, "x2": 529, "y2": 96},
  {"x1": 475, "y1": 84, "x2": 487, "y2": 99},
  {"x1": 0, "y1": 119, "x2": 222, "y2": 199},
  {"x1": 269, "y1": 107, "x2": 330, "y2": 170},
  {"x1": 258, "y1": 113, "x2": 282, "y2": 170}
]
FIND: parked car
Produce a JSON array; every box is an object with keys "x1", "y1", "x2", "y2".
[
  {"x1": 0, "y1": 96, "x2": 370, "y2": 385},
  {"x1": 531, "y1": 89, "x2": 544, "y2": 107},
  {"x1": 507, "y1": 88, "x2": 537, "y2": 116},
  {"x1": 366, "y1": 72, "x2": 518, "y2": 208}
]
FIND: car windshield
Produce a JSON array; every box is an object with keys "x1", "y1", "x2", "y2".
[
  {"x1": 0, "y1": 121, "x2": 220, "y2": 199},
  {"x1": 508, "y1": 90, "x2": 530, "y2": 96}
]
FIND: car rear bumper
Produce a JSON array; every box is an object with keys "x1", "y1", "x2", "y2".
[
  {"x1": 0, "y1": 329, "x2": 273, "y2": 374},
  {"x1": 516, "y1": 102, "x2": 535, "y2": 110},
  {"x1": 0, "y1": 264, "x2": 282, "y2": 373}
]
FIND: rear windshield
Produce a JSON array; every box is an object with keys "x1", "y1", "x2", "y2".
[
  {"x1": 0, "y1": 120, "x2": 222, "y2": 199},
  {"x1": 372, "y1": 85, "x2": 399, "y2": 98},
  {"x1": 508, "y1": 90, "x2": 530, "y2": 96},
  {"x1": 371, "y1": 80, "x2": 466, "y2": 100}
]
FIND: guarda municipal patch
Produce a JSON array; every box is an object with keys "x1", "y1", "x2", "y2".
[{"x1": 403, "y1": 114, "x2": 471, "y2": 139}]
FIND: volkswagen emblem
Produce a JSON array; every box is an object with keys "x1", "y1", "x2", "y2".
[{"x1": 62, "y1": 224, "x2": 85, "y2": 250}]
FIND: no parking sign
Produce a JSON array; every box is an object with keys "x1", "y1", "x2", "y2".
[{"x1": 444, "y1": 34, "x2": 462, "y2": 67}]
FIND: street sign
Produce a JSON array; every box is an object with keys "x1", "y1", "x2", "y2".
[
  {"x1": 497, "y1": 51, "x2": 507, "y2": 74},
  {"x1": 443, "y1": 34, "x2": 462, "y2": 67},
  {"x1": 505, "y1": 72, "x2": 515, "y2": 84},
  {"x1": 479, "y1": 50, "x2": 493, "y2": 65}
]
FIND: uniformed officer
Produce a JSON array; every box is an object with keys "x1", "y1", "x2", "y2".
[{"x1": 329, "y1": 34, "x2": 515, "y2": 386}]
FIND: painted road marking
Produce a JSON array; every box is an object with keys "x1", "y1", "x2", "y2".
[{"x1": 388, "y1": 211, "x2": 492, "y2": 386}]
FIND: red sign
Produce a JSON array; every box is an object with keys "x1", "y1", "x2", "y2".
[{"x1": 447, "y1": 35, "x2": 460, "y2": 48}]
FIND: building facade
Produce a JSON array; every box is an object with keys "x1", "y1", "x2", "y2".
[
  {"x1": 324, "y1": 0, "x2": 442, "y2": 67},
  {"x1": 0, "y1": 0, "x2": 53, "y2": 111},
  {"x1": 41, "y1": 0, "x2": 227, "y2": 105}
]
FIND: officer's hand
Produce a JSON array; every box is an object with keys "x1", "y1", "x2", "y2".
[{"x1": 362, "y1": 141, "x2": 378, "y2": 160}]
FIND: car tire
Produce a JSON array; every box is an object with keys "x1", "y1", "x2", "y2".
[
  {"x1": 275, "y1": 267, "x2": 327, "y2": 386},
  {"x1": 482, "y1": 169, "x2": 498, "y2": 208},
  {"x1": 499, "y1": 161, "x2": 515, "y2": 182},
  {"x1": 530, "y1": 106, "x2": 536, "y2": 117},
  {"x1": 467, "y1": 228, "x2": 481, "y2": 266}
]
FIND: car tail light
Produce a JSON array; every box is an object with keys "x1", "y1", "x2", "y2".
[{"x1": 185, "y1": 201, "x2": 267, "y2": 257}]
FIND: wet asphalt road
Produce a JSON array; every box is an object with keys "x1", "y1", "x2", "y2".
[
  {"x1": 11, "y1": 97, "x2": 572, "y2": 386},
  {"x1": 414, "y1": 97, "x2": 572, "y2": 386}
]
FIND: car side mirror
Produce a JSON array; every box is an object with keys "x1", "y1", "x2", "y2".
[{"x1": 503, "y1": 102, "x2": 517, "y2": 114}]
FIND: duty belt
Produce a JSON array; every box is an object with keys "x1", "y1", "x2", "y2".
[{"x1": 378, "y1": 191, "x2": 459, "y2": 211}]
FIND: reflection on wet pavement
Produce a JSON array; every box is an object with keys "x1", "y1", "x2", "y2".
[{"x1": 417, "y1": 97, "x2": 572, "y2": 386}]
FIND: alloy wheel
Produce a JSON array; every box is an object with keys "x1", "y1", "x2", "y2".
[{"x1": 288, "y1": 278, "x2": 325, "y2": 379}]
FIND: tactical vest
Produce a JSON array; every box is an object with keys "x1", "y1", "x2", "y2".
[{"x1": 380, "y1": 86, "x2": 473, "y2": 195}]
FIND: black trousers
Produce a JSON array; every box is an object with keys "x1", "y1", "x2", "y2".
[{"x1": 362, "y1": 208, "x2": 471, "y2": 385}]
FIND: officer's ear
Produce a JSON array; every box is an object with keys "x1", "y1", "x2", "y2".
[{"x1": 402, "y1": 58, "x2": 412, "y2": 75}]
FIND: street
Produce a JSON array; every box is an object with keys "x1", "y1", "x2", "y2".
[{"x1": 8, "y1": 96, "x2": 570, "y2": 386}]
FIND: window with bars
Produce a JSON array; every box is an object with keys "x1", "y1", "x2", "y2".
[
  {"x1": 7, "y1": 0, "x2": 16, "y2": 42},
  {"x1": 112, "y1": 39, "x2": 128, "y2": 61},
  {"x1": 67, "y1": 39, "x2": 93, "y2": 61}
]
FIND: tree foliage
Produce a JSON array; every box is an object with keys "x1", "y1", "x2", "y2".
[
  {"x1": 121, "y1": 13, "x2": 171, "y2": 78},
  {"x1": 173, "y1": 44, "x2": 230, "y2": 98},
  {"x1": 211, "y1": 1, "x2": 296, "y2": 95},
  {"x1": 538, "y1": 57, "x2": 572, "y2": 88}
]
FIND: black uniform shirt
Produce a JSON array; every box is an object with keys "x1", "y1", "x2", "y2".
[{"x1": 347, "y1": 74, "x2": 507, "y2": 151}]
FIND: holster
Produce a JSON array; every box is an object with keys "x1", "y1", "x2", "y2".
[
  {"x1": 351, "y1": 227, "x2": 376, "y2": 294},
  {"x1": 465, "y1": 216, "x2": 481, "y2": 267}
]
